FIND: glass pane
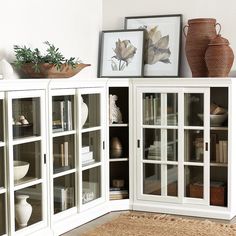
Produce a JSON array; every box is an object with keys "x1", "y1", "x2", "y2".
[
  {"x1": 167, "y1": 129, "x2": 178, "y2": 161},
  {"x1": 15, "y1": 184, "x2": 42, "y2": 231},
  {"x1": 82, "y1": 130, "x2": 100, "y2": 165},
  {"x1": 167, "y1": 165, "x2": 178, "y2": 197},
  {"x1": 12, "y1": 98, "x2": 41, "y2": 139},
  {"x1": 0, "y1": 194, "x2": 6, "y2": 235},
  {"x1": 82, "y1": 167, "x2": 101, "y2": 204},
  {"x1": 167, "y1": 93, "x2": 178, "y2": 126},
  {"x1": 143, "y1": 93, "x2": 161, "y2": 125},
  {"x1": 53, "y1": 135, "x2": 75, "y2": 174},
  {"x1": 0, "y1": 148, "x2": 4, "y2": 188},
  {"x1": 0, "y1": 100, "x2": 3, "y2": 142},
  {"x1": 13, "y1": 142, "x2": 41, "y2": 185},
  {"x1": 185, "y1": 166, "x2": 203, "y2": 199},
  {"x1": 144, "y1": 129, "x2": 161, "y2": 160},
  {"x1": 184, "y1": 93, "x2": 204, "y2": 126},
  {"x1": 210, "y1": 166, "x2": 227, "y2": 207},
  {"x1": 54, "y1": 173, "x2": 75, "y2": 214},
  {"x1": 81, "y1": 94, "x2": 100, "y2": 129},
  {"x1": 143, "y1": 128, "x2": 177, "y2": 161},
  {"x1": 184, "y1": 130, "x2": 204, "y2": 163},
  {"x1": 52, "y1": 95, "x2": 74, "y2": 132},
  {"x1": 143, "y1": 164, "x2": 161, "y2": 195}
]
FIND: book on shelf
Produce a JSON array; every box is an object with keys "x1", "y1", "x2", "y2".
[
  {"x1": 54, "y1": 186, "x2": 74, "y2": 211},
  {"x1": 82, "y1": 146, "x2": 90, "y2": 154},
  {"x1": 215, "y1": 140, "x2": 227, "y2": 164},
  {"x1": 52, "y1": 99, "x2": 73, "y2": 132},
  {"x1": 60, "y1": 141, "x2": 70, "y2": 167}
]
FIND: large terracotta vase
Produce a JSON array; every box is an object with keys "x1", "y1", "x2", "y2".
[
  {"x1": 15, "y1": 195, "x2": 32, "y2": 228},
  {"x1": 205, "y1": 34, "x2": 234, "y2": 77},
  {"x1": 184, "y1": 18, "x2": 220, "y2": 77}
]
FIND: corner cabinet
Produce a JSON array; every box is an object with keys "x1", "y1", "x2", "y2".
[{"x1": 133, "y1": 78, "x2": 235, "y2": 220}]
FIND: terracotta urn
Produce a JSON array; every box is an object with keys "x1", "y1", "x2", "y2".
[
  {"x1": 205, "y1": 34, "x2": 234, "y2": 77},
  {"x1": 184, "y1": 18, "x2": 220, "y2": 77}
]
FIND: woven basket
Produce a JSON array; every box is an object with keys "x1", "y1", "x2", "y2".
[
  {"x1": 184, "y1": 18, "x2": 220, "y2": 77},
  {"x1": 205, "y1": 34, "x2": 234, "y2": 77}
]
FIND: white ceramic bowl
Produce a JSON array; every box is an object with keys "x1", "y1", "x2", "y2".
[
  {"x1": 198, "y1": 113, "x2": 228, "y2": 127},
  {"x1": 14, "y1": 161, "x2": 30, "y2": 181}
]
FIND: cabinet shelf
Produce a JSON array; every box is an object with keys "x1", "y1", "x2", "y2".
[
  {"x1": 52, "y1": 130, "x2": 76, "y2": 138},
  {"x1": 210, "y1": 127, "x2": 228, "y2": 131},
  {"x1": 109, "y1": 158, "x2": 129, "y2": 162},
  {"x1": 0, "y1": 141, "x2": 5, "y2": 147},
  {"x1": 0, "y1": 187, "x2": 6, "y2": 194},
  {"x1": 184, "y1": 162, "x2": 204, "y2": 166},
  {"x1": 53, "y1": 168, "x2": 76, "y2": 179},
  {"x1": 142, "y1": 159, "x2": 178, "y2": 165},
  {"x1": 81, "y1": 126, "x2": 101, "y2": 133},
  {"x1": 109, "y1": 124, "x2": 128, "y2": 127},
  {"x1": 210, "y1": 162, "x2": 228, "y2": 167},
  {"x1": 82, "y1": 161, "x2": 101, "y2": 171},
  {"x1": 13, "y1": 136, "x2": 42, "y2": 146},
  {"x1": 143, "y1": 125, "x2": 178, "y2": 129},
  {"x1": 14, "y1": 177, "x2": 42, "y2": 191}
]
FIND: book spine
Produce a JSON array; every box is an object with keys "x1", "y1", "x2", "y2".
[
  {"x1": 216, "y1": 143, "x2": 219, "y2": 163},
  {"x1": 64, "y1": 141, "x2": 69, "y2": 166},
  {"x1": 60, "y1": 143, "x2": 64, "y2": 166},
  {"x1": 60, "y1": 101, "x2": 64, "y2": 131}
]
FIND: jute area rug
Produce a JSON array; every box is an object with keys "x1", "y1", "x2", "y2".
[{"x1": 81, "y1": 211, "x2": 236, "y2": 236}]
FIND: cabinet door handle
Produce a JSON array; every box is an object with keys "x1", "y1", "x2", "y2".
[
  {"x1": 137, "y1": 140, "x2": 140, "y2": 148},
  {"x1": 103, "y1": 141, "x2": 105, "y2": 150},
  {"x1": 44, "y1": 154, "x2": 46, "y2": 164},
  {"x1": 205, "y1": 142, "x2": 208, "y2": 151}
]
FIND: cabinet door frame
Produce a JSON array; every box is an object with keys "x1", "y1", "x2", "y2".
[
  {"x1": 78, "y1": 87, "x2": 106, "y2": 212},
  {"x1": 135, "y1": 86, "x2": 210, "y2": 205},
  {"x1": 6, "y1": 90, "x2": 48, "y2": 235},
  {"x1": 181, "y1": 87, "x2": 210, "y2": 205},
  {"x1": 135, "y1": 87, "x2": 182, "y2": 203},
  {"x1": 49, "y1": 88, "x2": 78, "y2": 222}
]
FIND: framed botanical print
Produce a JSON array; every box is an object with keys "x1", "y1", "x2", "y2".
[
  {"x1": 125, "y1": 14, "x2": 182, "y2": 77},
  {"x1": 98, "y1": 29, "x2": 145, "y2": 78}
]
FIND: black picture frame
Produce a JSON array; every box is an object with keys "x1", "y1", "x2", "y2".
[
  {"x1": 98, "y1": 29, "x2": 145, "y2": 78},
  {"x1": 125, "y1": 14, "x2": 182, "y2": 78}
]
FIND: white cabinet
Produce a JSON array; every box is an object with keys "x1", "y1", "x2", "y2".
[{"x1": 133, "y1": 78, "x2": 234, "y2": 219}]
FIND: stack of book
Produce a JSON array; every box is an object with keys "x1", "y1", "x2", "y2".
[
  {"x1": 143, "y1": 95, "x2": 177, "y2": 125},
  {"x1": 82, "y1": 146, "x2": 95, "y2": 165},
  {"x1": 147, "y1": 141, "x2": 173, "y2": 160},
  {"x1": 216, "y1": 140, "x2": 228, "y2": 163},
  {"x1": 54, "y1": 186, "x2": 74, "y2": 211},
  {"x1": 109, "y1": 187, "x2": 128, "y2": 200},
  {"x1": 52, "y1": 99, "x2": 72, "y2": 132}
]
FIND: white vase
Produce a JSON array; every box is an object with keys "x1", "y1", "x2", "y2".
[
  {"x1": 81, "y1": 96, "x2": 88, "y2": 127},
  {"x1": 15, "y1": 195, "x2": 32, "y2": 228}
]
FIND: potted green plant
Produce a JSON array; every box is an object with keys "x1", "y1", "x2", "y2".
[{"x1": 13, "y1": 41, "x2": 90, "y2": 78}]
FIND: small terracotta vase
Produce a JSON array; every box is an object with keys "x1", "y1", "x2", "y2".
[
  {"x1": 184, "y1": 18, "x2": 220, "y2": 77},
  {"x1": 110, "y1": 137, "x2": 122, "y2": 158},
  {"x1": 205, "y1": 34, "x2": 234, "y2": 77}
]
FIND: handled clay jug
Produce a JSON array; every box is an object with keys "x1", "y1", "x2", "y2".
[{"x1": 184, "y1": 18, "x2": 221, "y2": 77}]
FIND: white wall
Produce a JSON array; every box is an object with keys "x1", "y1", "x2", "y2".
[
  {"x1": 0, "y1": 0, "x2": 102, "y2": 78},
  {"x1": 102, "y1": 0, "x2": 236, "y2": 77}
]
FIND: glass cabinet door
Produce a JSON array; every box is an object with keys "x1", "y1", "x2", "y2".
[
  {"x1": 51, "y1": 91, "x2": 76, "y2": 215},
  {"x1": 183, "y1": 89, "x2": 209, "y2": 203},
  {"x1": 7, "y1": 90, "x2": 47, "y2": 233},
  {"x1": 140, "y1": 91, "x2": 179, "y2": 200},
  {"x1": 0, "y1": 94, "x2": 7, "y2": 236},
  {"x1": 79, "y1": 89, "x2": 104, "y2": 208}
]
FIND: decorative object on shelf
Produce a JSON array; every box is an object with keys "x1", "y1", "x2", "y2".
[
  {"x1": 109, "y1": 94, "x2": 123, "y2": 124},
  {"x1": 15, "y1": 195, "x2": 32, "y2": 228},
  {"x1": 198, "y1": 103, "x2": 228, "y2": 126},
  {"x1": 14, "y1": 160, "x2": 30, "y2": 181},
  {"x1": 13, "y1": 41, "x2": 90, "y2": 78},
  {"x1": 82, "y1": 190, "x2": 95, "y2": 204},
  {"x1": 193, "y1": 135, "x2": 204, "y2": 161},
  {"x1": 81, "y1": 96, "x2": 88, "y2": 128},
  {"x1": 112, "y1": 179, "x2": 125, "y2": 188},
  {"x1": 205, "y1": 34, "x2": 234, "y2": 77},
  {"x1": 184, "y1": 18, "x2": 221, "y2": 77},
  {"x1": 125, "y1": 14, "x2": 182, "y2": 77},
  {"x1": 0, "y1": 58, "x2": 18, "y2": 80},
  {"x1": 99, "y1": 29, "x2": 145, "y2": 78},
  {"x1": 110, "y1": 137, "x2": 122, "y2": 158}
]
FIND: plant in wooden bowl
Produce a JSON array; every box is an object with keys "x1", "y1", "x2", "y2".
[{"x1": 13, "y1": 41, "x2": 90, "y2": 78}]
